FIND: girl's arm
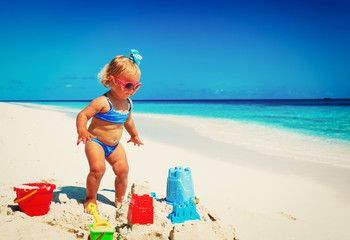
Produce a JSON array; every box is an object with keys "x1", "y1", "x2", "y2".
[
  {"x1": 124, "y1": 111, "x2": 144, "y2": 146},
  {"x1": 76, "y1": 97, "x2": 105, "y2": 145}
]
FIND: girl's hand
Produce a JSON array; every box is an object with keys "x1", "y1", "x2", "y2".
[
  {"x1": 77, "y1": 131, "x2": 97, "y2": 145},
  {"x1": 127, "y1": 136, "x2": 144, "y2": 146}
]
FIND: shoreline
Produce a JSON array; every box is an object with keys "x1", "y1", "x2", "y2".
[
  {"x1": 1, "y1": 102, "x2": 350, "y2": 239},
  {"x1": 10, "y1": 102, "x2": 350, "y2": 168},
  {"x1": 132, "y1": 113, "x2": 350, "y2": 199}
]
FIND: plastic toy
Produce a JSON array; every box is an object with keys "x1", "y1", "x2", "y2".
[
  {"x1": 167, "y1": 200, "x2": 200, "y2": 224},
  {"x1": 193, "y1": 197, "x2": 200, "y2": 204},
  {"x1": 150, "y1": 192, "x2": 159, "y2": 200},
  {"x1": 164, "y1": 166, "x2": 201, "y2": 224},
  {"x1": 13, "y1": 183, "x2": 56, "y2": 217},
  {"x1": 87, "y1": 203, "x2": 112, "y2": 230},
  {"x1": 127, "y1": 194, "x2": 154, "y2": 225},
  {"x1": 166, "y1": 166, "x2": 195, "y2": 204},
  {"x1": 88, "y1": 224, "x2": 115, "y2": 240}
]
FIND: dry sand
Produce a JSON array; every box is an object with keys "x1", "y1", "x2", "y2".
[{"x1": 1, "y1": 102, "x2": 350, "y2": 239}]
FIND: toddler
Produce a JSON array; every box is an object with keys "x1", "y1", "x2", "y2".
[{"x1": 76, "y1": 50, "x2": 144, "y2": 213}]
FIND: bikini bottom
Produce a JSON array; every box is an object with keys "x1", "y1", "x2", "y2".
[{"x1": 90, "y1": 138, "x2": 119, "y2": 157}]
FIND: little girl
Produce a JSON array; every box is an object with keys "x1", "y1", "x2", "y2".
[{"x1": 76, "y1": 50, "x2": 144, "y2": 213}]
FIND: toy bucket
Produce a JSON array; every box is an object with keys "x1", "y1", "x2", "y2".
[
  {"x1": 88, "y1": 224, "x2": 115, "y2": 240},
  {"x1": 13, "y1": 183, "x2": 56, "y2": 217}
]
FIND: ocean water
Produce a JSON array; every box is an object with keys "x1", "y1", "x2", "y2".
[
  {"x1": 133, "y1": 99, "x2": 350, "y2": 142},
  {"x1": 21, "y1": 99, "x2": 350, "y2": 142},
  {"x1": 10, "y1": 99, "x2": 350, "y2": 168}
]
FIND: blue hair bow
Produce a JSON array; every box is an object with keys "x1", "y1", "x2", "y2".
[{"x1": 129, "y1": 49, "x2": 142, "y2": 66}]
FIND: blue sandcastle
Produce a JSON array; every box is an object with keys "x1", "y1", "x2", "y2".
[
  {"x1": 167, "y1": 200, "x2": 200, "y2": 224},
  {"x1": 166, "y1": 166, "x2": 195, "y2": 203},
  {"x1": 166, "y1": 166, "x2": 200, "y2": 224}
]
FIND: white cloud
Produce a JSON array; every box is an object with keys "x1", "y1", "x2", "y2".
[{"x1": 215, "y1": 89, "x2": 224, "y2": 94}]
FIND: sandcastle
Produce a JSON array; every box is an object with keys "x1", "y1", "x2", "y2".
[{"x1": 166, "y1": 166, "x2": 200, "y2": 224}]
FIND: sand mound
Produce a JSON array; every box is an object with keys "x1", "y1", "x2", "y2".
[{"x1": 1, "y1": 181, "x2": 235, "y2": 239}]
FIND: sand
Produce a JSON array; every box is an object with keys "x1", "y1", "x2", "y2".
[{"x1": 1, "y1": 102, "x2": 350, "y2": 240}]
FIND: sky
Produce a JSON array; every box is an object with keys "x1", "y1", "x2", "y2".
[{"x1": 0, "y1": 0, "x2": 349, "y2": 100}]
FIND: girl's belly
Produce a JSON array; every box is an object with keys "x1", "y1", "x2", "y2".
[{"x1": 88, "y1": 118, "x2": 124, "y2": 146}]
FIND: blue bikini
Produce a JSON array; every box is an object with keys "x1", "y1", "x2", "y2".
[
  {"x1": 91, "y1": 138, "x2": 119, "y2": 157},
  {"x1": 91, "y1": 94, "x2": 132, "y2": 157},
  {"x1": 94, "y1": 94, "x2": 131, "y2": 124}
]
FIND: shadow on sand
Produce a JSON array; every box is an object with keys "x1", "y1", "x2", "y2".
[{"x1": 52, "y1": 186, "x2": 115, "y2": 207}]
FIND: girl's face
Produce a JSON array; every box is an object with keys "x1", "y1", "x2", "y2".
[{"x1": 110, "y1": 69, "x2": 141, "y2": 99}]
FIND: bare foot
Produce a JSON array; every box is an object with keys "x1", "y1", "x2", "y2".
[
  {"x1": 84, "y1": 199, "x2": 97, "y2": 214},
  {"x1": 115, "y1": 200, "x2": 123, "y2": 210}
]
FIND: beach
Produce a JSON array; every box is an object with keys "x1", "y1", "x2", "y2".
[{"x1": 1, "y1": 101, "x2": 350, "y2": 240}]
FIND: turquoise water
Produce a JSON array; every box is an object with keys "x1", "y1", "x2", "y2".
[
  {"x1": 133, "y1": 100, "x2": 350, "y2": 142},
  {"x1": 12, "y1": 99, "x2": 350, "y2": 142}
]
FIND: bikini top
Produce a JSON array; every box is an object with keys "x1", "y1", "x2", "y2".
[{"x1": 94, "y1": 94, "x2": 132, "y2": 124}]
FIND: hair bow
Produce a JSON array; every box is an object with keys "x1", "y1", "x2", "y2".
[{"x1": 129, "y1": 49, "x2": 142, "y2": 66}]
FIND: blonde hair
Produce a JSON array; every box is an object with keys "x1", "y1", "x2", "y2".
[{"x1": 97, "y1": 55, "x2": 140, "y2": 88}]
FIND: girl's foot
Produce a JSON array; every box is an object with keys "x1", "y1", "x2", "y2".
[
  {"x1": 84, "y1": 199, "x2": 97, "y2": 214},
  {"x1": 115, "y1": 199, "x2": 123, "y2": 210}
]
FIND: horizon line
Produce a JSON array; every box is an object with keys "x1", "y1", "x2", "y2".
[{"x1": 1, "y1": 98, "x2": 350, "y2": 102}]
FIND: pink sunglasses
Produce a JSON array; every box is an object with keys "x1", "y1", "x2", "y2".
[{"x1": 111, "y1": 75, "x2": 142, "y2": 91}]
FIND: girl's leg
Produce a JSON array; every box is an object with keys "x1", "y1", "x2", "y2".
[
  {"x1": 84, "y1": 141, "x2": 106, "y2": 212},
  {"x1": 106, "y1": 143, "x2": 129, "y2": 206}
]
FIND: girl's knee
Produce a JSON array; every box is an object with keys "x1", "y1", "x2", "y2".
[
  {"x1": 115, "y1": 164, "x2": 129, "y2": 178},
  {"x1": 90, "y1": 166, "x2": 106, "y2": 178}
]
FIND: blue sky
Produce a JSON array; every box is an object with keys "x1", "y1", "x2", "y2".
[{"x1": 0, "y1": 0, "x2": 349, "y2": 100}]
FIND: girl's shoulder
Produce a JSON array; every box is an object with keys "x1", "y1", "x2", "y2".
[
  {"x1": 92, "y1": 95, "x2": 109, "y2": 105},
  {"x1": 89, "y1": 95, "x2": 110, "y2": 112}
]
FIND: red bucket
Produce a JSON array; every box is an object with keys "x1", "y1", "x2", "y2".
[{"x1": 13, "y1": 183, "x2": 56, "y2": 217}]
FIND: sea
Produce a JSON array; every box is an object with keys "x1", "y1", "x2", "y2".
[{"x1": 8, "y1": 99, "x2": 350, "y2": 168}]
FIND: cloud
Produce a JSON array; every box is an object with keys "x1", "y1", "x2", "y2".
[
  {"x1": 9, "y1": 79, "x2": 23, "y2": 85},
  {"x1": 214, "y1": 89, "x2": 224, "y2": 94},
  {"x1": 60, "y1": 76, "x2": 78, "y2": 80},
  {"x1": 6, "y1": 86, "x2": 17, "y2": 91},
  {"x1": 60, "y1": 76, "x2": 95, "y2": 80}
]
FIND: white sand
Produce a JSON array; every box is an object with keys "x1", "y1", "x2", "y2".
[{"x1": 1, "y1": 102, "x2": 350, "y2": 240}]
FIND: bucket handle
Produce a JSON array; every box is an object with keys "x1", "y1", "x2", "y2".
[{"x1": 14, "y1": 190, "x2": 38, "y2": 203}]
